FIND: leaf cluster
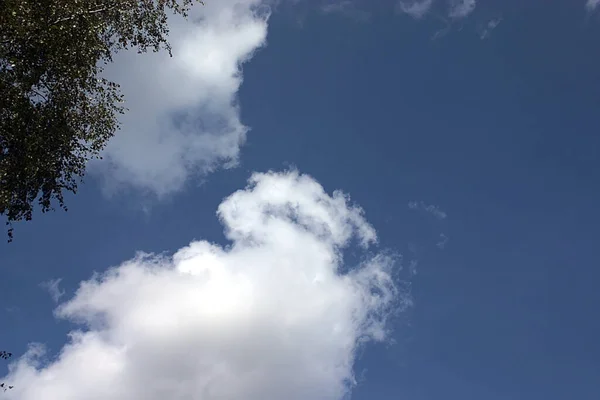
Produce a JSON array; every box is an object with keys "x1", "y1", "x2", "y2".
[
  {"x1": 0, "y1": 0, "x2": 201, "y2": 240},
  {"x1": 0, "y1": 351, "x2": 12, "y2": 391}
]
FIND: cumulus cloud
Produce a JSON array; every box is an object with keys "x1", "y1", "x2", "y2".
[
  {"x1": 587, "y1": 0, "x2": 600, "y2": 11},
  {"x1": 39, "y1": 278, "x2": 65, "y2": 303},
  {"x1": 92, "y1": 0, "x2": 270, "y2": 196},
  {"x1": 448, "y1": 0, "x2": 476, "y2": 18},
  {"x1": 398, "y1": 0, "x2": 434, "y2": 19},
  {"x1": 3, "y1": 171, "x2": 407, "y2": 400}
]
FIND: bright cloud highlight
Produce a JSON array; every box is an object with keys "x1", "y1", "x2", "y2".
[
  {"x1": 93, "y1": 0, "x2": 270, "y2": 196},
  {"x1": 3, "y1": 171, "x2": 407, "y2": 400}
]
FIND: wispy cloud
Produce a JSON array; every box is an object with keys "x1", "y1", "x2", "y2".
[
  {"x1": 448, "y1": 0, "x2": 476, "y2": 19},
  {"x1": 480, "y1": 17, "x2": 502, "y2": 39},
  {"x1": 397, "y1": 0, "x2": 434, "y2": 19},
  {"x1": 587, "y1": 0, "x2": 600, "y2": 11},
  {"x1": 39, "y1": 278, "x2": 65, "y2": 303},
  {"x1": 320, "y1": 0, "x2": 351, "y2": 14},
  {"x1": 320, "y1": 0, "x2": 371, "y2": 21},
  {"x1": 408, "y1": 259, "x2": 418, "y2": 276},
  {"x1": 437, "y1": 233, "x2": 449, "y2": 249},
  {"x1": 408, "y1": 201, "x2": 447, "y2": 220},
  {"x1": 3, "y1": 171, "x2": 408, "y2": 400}
]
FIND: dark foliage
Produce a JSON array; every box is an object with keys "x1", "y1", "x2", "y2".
[
  {"x1": 0, "y1": 0, "x2": 202, "y2": 241},
  {"x1": 1, "y1": 350, "x2": 13, "y2": 391}
]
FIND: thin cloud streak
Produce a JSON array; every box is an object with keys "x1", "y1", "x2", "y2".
[
  {"x1": 480, "y1": 17, "x2": 502, "y2": 39},
  {"x1": 408, "y1": 201, "x2": 447, "y2": 220}
]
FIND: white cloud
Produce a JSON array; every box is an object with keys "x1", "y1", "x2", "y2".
[
  {"x1": 92, "y1": 1, "x2": 270, "y2": 197},
  {"x1": 587, "y1": 0, "x2": 600, "y2": 11},
  {"x1": 39, "y1": 278, "x2": 65, "y2": 303},
  {"x1": 3, "y1": 171, "x2": 407, "y2": 400},
  {"x1": 398, "y1": 0, "x2": 434, "y2": 19},
  {"x1": 448, "y1": 0, "x2": 476, "y2": 18}
]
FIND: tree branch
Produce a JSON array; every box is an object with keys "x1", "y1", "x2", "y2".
[{"x1": 50, "y1": 3, "x2": 127, "y2": 26}]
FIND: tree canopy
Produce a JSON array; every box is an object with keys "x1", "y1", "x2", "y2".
[{"x1": 0, "y1": 0, "x2": 202, "y2": 241}]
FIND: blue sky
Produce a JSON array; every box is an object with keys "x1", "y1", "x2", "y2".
[{"x1": 2, "y1": 1, "x2": 600, "y2": 399}]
